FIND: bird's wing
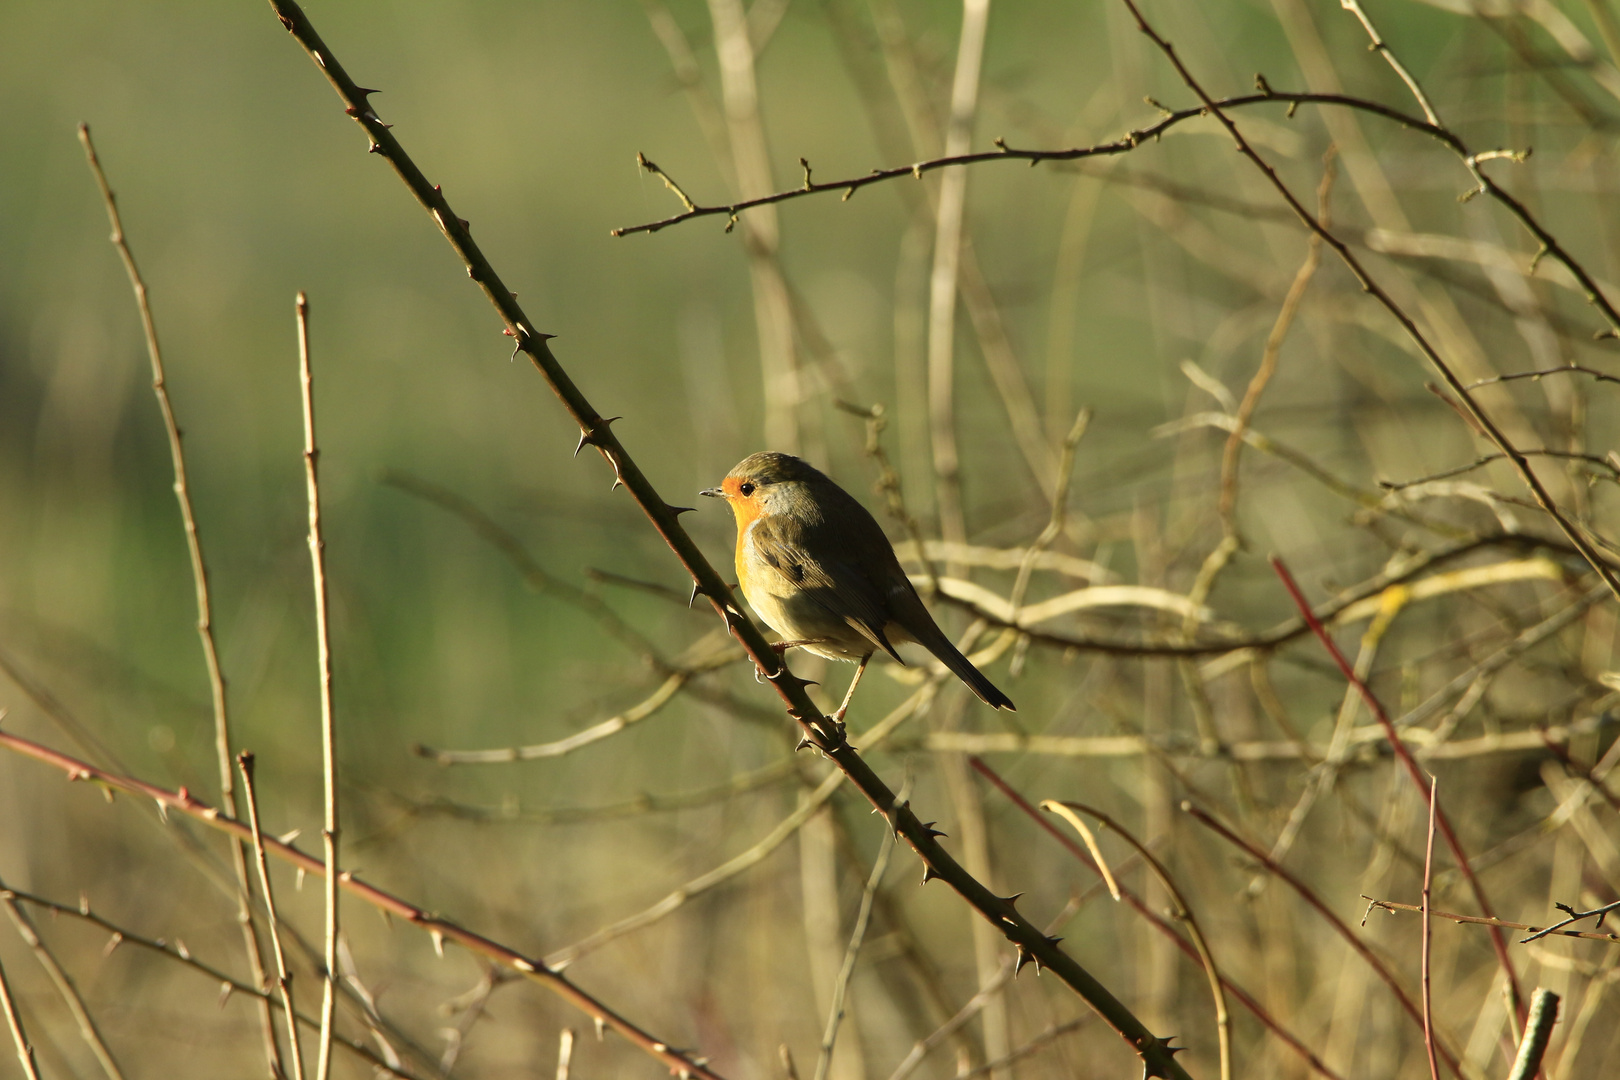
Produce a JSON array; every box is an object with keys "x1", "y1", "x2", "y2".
[{"x1": 749, "y1": 512, "x2": 903, "y2": 662}]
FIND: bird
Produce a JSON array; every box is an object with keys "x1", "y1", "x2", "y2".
[{"x1": 701, "y1": 451, "x2": 1015, "y2": 720}]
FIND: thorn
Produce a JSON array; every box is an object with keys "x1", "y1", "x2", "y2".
[
  {"x1": 103, "y1": 932, "x2": 123, "y2": 957},
  {"x1": 796, "y1": 736, "x2": 816, "y2": 752},
  {"x1": 689, "y1": 582, "x2": 702, "y2": 608},
  {"x1": 353, "y1": 86, "x2": 380, "y2": 98},
  {"x1": 218, "y1": 981, "x2": 234, "y2": 1008},
  {"x1": 175, "y1": 939, "x2": 190, "y2": 960},
  {"x1": 594, "y1": 1016, "x2": 606, "y2": 1041},
  {"x1": 921, "y1": 866, "x2": 941, "y2": 885},
  {"x1": 1015, "y1": 945, "x2": 1035, "y2": 974},
  {"x1": 1046, "y1": 935, "x2": 1064, "y2": 946},
  {"x1": 1002, "y1": 893, "x2": 1024, "y2": 908},
  {"x1": 79, "y1": 893, "x2": 90, "y2": 916},
  {"x1": 610, "y1": 477, "x2": 623, "y2": 492},
  {"x1": 667, "y1": 505, "x2": 696, "y2": 517},
  {"x1": 430, "y1": 928, "x2": 445, "y2": 958},
  {"x1": 918, "y1": 821, "x2": 947, "y2": 839}
]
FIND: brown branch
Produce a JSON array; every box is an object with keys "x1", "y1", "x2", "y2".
[
  {"x1": 1379, "y1": 450, "x2": 1620, "y2": 491},
  {"x1": 260, "y1": 4, "x2": 1191, "y2": 1075},
  {"x1": 0, "y1": 730, "x2": 722, "y2": 1080},
  {"x1": 610, "y1": 92, "x2": 1448, "y2": 237},
  {"x1": 77, "y1": 122, "x2": 283, "y2": 1078},
  {"x1": 1362, "y1": 898, "x2": 1620, "y2": 944}
]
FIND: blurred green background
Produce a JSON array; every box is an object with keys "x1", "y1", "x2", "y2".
[{"x1": 4, "y1": 1, "x2": 1620, "y2": 1078}]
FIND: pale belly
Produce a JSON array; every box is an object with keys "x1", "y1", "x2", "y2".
[{"x1": 743, "y1": 579, "x2": 874, "y2": 662}]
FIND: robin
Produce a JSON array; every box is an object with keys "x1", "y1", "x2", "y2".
[{"x1": 701, "y1": 451, "x2": 1015, "y2": 719}]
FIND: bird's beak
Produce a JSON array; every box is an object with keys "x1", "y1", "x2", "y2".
[{"x1": 699, "y1": 487, "x2": 726, "y2": 499}]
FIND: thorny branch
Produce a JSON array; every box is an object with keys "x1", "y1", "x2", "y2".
[{"x1": 256, "y1": 3, "x2": 1192, "y2": 1074}]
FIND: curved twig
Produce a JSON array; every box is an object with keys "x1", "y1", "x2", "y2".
[{"x1": 1045, "y1": 800, "x2": 1230, "y2": 1080}]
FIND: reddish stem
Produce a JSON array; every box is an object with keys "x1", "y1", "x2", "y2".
[{"x1": 1269, "y1": 555, "x2": 1524, "y2": 1025}]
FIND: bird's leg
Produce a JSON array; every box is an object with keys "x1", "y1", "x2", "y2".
[{"x1": 832, "y1": 653, "x2": 872, "y2": 724}]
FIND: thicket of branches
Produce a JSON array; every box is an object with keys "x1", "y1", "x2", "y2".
[{"x1": 4, "y1": 0, "x2": 1620, "y2": 1078}]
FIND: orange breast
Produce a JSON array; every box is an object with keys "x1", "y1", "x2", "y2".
[{"x1": 729, "y1": 498, "x2": 765, "y2": 592}]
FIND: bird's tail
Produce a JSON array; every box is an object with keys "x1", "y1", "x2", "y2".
[{"x1": 922, "y1": 628, "x2": 1016, "y2": 711}]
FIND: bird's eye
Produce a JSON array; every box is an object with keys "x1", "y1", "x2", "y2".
[{"x1": 738, "y1": 481, "x2": 756, "y2": 496}]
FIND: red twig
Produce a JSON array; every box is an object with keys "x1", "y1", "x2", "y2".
[
  {"x1": 0, "y1": 728, "x2": 725, "y2": 1080},
  {"x1": 1182, "y1": 803, "x2": 1461, "y2": 1077},
  {"x1": 1269, "y1": 555, "x2": 1524, "y2": 1023},
  {"x1": 1422, "y1": 776, "x2": 1440, "y2": 1080}
]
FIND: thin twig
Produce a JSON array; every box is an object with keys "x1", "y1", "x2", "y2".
[
  {"x1": 0, "y1": 886, "x2": 420, "y2": 1078},
  {"x1": 1270, "y1": 556, "x2": 1524, "y2": 1017},
  {"x1": 1421, "y1": 773, "x2": 1440, "y2": 1080},
  {"x1": 1469, "y1": 366, "x2": 1620, "y2": 390},
  {"x1": 262, "y1": 5, "x2": 1193, "y2": 1074},
  {"x1": 1362, "y1": 898, "x2": 1620, "y2": 943},
  {"x1": 77, "y1": 121, "x2": 283, "y2": 1077},
  {"x1": 0, "y1": 948, "x2": 39, "y2": 1080},
  {"x1": 413, "y1": 667, "x2": 711, "y2": 764},
  {"x1": 1219, "y1": 149, "x2": 1333, "y2": 534},
  {"x1": 297, "y1": 292, "x2": 340, "y2": 1080},
  {"x1": 1380, "y1": 449, "x2": 1620, "y2": 491},
  {"x1": 610, "y1": 93, "x2": 1444, "y2": 236},
  {"x1": 931, "y1": 713, "x2": 1613, "y2": 763},
  {"x1": 0, "y1": 891, "x2": 127, "y2": 1080},
  {"x1": 813, "y1": 807, "x2": 898, "y2": 1080},
  {"x1": 1339, "y1": 0, "x2": 1441, "y2": 125},
  {"x1": 0, "y1": 729, "x2": 725, "y2": 1080},
  {"x1": 1522, "y1": 899, "x2": 1620, "y2": 943},
  {"x1": 240, "y1": 752, "x2": 308, "y2": 1080}
]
